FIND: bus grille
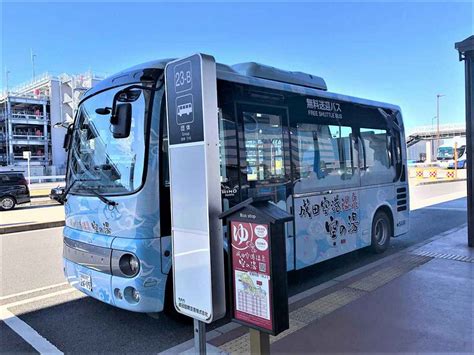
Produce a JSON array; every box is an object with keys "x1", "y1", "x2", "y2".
[{"x1": 396, "y1": 187, "x2": 407, "y2": 212}]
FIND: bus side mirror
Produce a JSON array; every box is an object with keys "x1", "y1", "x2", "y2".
[
  {"x1": 63, "y1": 124, "x2": 73, "y2": 151},
  {"x1": 112, "y1": 103, "x2": 132, "y2": 139}
]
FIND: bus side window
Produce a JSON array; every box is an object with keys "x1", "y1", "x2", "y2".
[
  {"x1": 293, "y1": 123, "x2": 359, "y2": 194},
  {"x1": 360, "y1": 128, "x2": 396, "y2": 185},
  {"x1": 243, "y1": 111, "x2": 286, "y2": 184}
]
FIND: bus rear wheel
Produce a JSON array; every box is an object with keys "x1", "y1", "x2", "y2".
[{"x1": 370, "y1": 211, "x2": 391, "y2": 253}]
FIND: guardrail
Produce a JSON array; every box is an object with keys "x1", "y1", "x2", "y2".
[
  {"x1": 12, "y1": 135, "x2": 47, "y2": 141},
  {"x1": 408, "y1": 166, "x2": 467, "y2": 181},
  {"x1": 13, "y1": 155, "x2": 47, "y2": 160},
  {"x1": 11, "y1": 114, "x2": 48, "y2": 121},
  {"x1": 29, "y1": 175, "x2": 66, "y2": 183}
]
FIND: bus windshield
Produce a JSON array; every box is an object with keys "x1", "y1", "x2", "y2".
[{"x1": 68, "y1": 84, "x2": 150, "y2": 195}]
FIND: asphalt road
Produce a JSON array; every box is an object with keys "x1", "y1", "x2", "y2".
[{"x1": 0, "y1": 181, "x2": 469, "y2": 354}]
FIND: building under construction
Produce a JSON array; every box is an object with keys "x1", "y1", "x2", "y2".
[{"x1": 0, "y1": 72, "x2": 103, "y2": 174}]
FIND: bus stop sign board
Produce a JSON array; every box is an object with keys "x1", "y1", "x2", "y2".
[{"x1": 165, "y1": 54, "x2": 226, "y2": 323}]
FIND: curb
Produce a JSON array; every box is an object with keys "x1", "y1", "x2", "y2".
[
  {"x1": 30, "y1": 199, "x2": 59, "y2": 207},
  {"x1": 416, "y1": 178, "x2": 467, "y2": 186},
  {"x1": 0, "y1": 221, "x2": 65, "y2": 235}
]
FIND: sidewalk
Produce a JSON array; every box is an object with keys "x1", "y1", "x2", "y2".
[
  {"x1": 210, "y1": 227, "x2": 473, "y2": 354},
  {"x1": 0, "y1": 205, "x2": 65, "y2": 234},
  {"x1": 29, "y1": 182, "x2": 63, "y2": 197}
]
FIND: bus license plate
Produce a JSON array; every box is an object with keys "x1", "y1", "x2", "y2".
[{"x1": 79, "y1": 273, "x2": 92, "y2": 291}]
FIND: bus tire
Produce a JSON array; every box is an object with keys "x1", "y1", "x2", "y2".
[{"x1": 370, "y1": 210, "x2": 392, "y2": 253}]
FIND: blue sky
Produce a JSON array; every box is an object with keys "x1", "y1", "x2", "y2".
[{"x1": 1, "y1": 1, "x2": 472, "y2": 130}]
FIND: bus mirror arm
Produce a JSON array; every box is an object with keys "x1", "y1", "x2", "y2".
[{"x1": 109, "y1": 81, "x2": 164, "y2": 126}]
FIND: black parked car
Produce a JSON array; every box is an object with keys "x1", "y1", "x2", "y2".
[
  {"x1": 49, "y1": 186, "x2": 65, "y2": 204},
  {"x1": 0, "y1": 171, "x2": 31, "y2": 211}
]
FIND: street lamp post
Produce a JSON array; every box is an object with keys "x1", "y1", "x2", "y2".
[
  {"x1": 31, "y1": 49, "x2": 37, "y2": 80},
  {"x1": 5, "y1": 68, "x2": 10, "y2": 93},
  {"x1": 436, "y1": 94, "x2": 445, "y2": 155},
  {"x1": 431, "y1": 115, "x2": 437, "y2": 160}
]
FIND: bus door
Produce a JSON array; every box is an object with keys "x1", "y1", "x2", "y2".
[{"x1": 236, "y1": 103, "x2": 295, "y2": 270}]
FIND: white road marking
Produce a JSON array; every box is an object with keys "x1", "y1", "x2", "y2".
[
  {"x1": 1, "y1": 287, "x2": 84, "y2": 354},
  {"x1": 0, "y1": 282, "x2": 68, "y2": 301},
  {"x1": 2, "y1": 288, "x2": 80, "y2": 309},
  {"x1": 0, "y1": 307, "x2": 63, "y2": 354}
]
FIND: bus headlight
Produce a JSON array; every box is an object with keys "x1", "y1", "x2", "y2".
[{"x1": 119, "y1": 253, "x2": 140, "y2": 277}]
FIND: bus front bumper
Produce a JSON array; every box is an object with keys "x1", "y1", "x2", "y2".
[
  {"x1": 62, "y1": 232, "x2": 169, "y2": 313},
  {"x1": 63, "y1": 258, "x2": 166, "y2": 313}
]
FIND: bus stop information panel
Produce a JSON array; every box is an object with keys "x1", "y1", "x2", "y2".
[{"x1": 165, "y1": 54, "x2": 225, "y2": 323}]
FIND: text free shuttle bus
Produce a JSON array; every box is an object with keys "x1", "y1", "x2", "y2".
[{"x1": 63, "y1": 59, "x2": 409, "y2": 313}]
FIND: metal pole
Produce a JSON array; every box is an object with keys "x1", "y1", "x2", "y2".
[
  {"x1": 249, "y1": 329, "x2": 270, "y2": 355},
  {"x1": 455, "y1": 36, "x2": 474, "y2": 247},
  {"x1": 27, "y1": 156, "x2": 31, "y2": 186},
  {"x1": 5, "y1": 68, "x2": 10, "y2": 93},
  {"x1": 31, "y1": 49, "x2": 36, "y2": 80},
  {"x1": 431, "y1": 116, "x2": 436, "y2": 160},
  {"x1": 454, "y1": 141, "x2": 458, "y2": 179},
  {"x1": 436, "y1": 95, "x2": 440, "y2": 153},
  {"x1": 466, "y1": 52, "x2": 474, "y2": 247},
  {"x1": 193, "y1": 319, "x2": 206, "y2": 354}
]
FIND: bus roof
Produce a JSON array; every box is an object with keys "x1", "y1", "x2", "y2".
[{"x1": 82, "y1": 58, "x2": 401, "y2": 112}]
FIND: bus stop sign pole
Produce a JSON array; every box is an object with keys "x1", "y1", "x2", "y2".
[
  {"x1": 165, "y1": 54, "x2": 226, "y2": 353},
  {"x1": 455, "y1": 36, "x2": 474, "y2": 247}
]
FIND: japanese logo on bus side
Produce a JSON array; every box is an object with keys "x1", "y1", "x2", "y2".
[{"x1": 306, "y1": 97, "x2": 343, "y2": 119}]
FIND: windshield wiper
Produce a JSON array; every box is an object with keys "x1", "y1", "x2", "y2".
[
  {"x1": 80, "y1": 186, "x2": 118, "y2": 207},
  {"x1": 60, "y1": 178, "x2": 99, "y2": 203}
]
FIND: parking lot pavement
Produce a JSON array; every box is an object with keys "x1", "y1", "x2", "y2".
[
  {"x1": 0, "y1": 197, "x2": 469, "y2": 354},
  {"x1": 0, "y1": 227, "x2": 65, "y2": 297}
]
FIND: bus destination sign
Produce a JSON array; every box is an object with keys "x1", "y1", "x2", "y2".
[{"x1": 165, "y1": 54, "x2": 204, "y2": 145}]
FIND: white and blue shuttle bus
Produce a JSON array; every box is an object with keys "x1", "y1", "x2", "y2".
[{"x1": 62, "y1": 59, "x2": 409, "y2": 314}]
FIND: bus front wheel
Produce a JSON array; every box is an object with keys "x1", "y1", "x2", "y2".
[{"x1": 370, "y1": 210, "x2": 392, "y2": 253}]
